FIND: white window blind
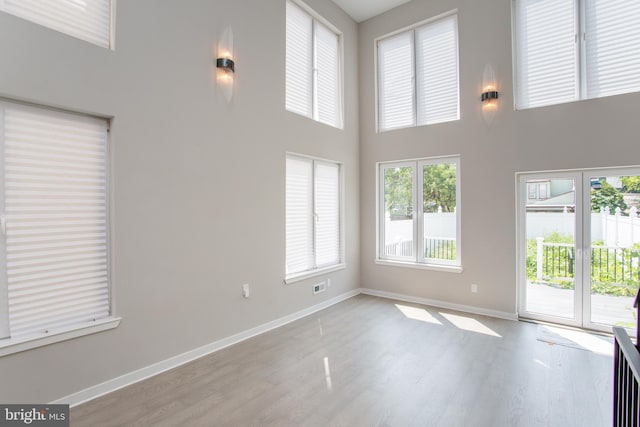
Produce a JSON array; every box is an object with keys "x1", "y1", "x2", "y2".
[
  {"x1": 286, "y1": 1, "x2": 313, "y2": 119},
  {"x1": 585, "y1": 0, "x2": 640, "y2": 99},
  {"x1": 285, "y1": 1, "x2": 343, "y2": 129},
  {"x1": 415, "y1": 15, "x2": 459, "y2": 126},
  {"x1": 1, "y1": 0, "x2": 113, "y2": 49},
  {"x1": 515, "y1": 0, "x2": 577, "y2": 109},
  {"x1": 285, "y1": 156, "x2": 314, "y2": 276},
  {"x1": 377, "y1": 13, "x2": 459, "y2": 132},
  {"x1": 314, "y1": 22, "x2": 341, "y2": 128},
  {"x1": 314, "y1": 161, "x2": 340, "y2": 268},
  {"x1": 0, "y1": 102, "x2": 110, "y2": 340},
  {"x1": 378, "y1": 32, "x2": 415, "y2": 131},
  {"x1": 286, "y1": 154, "x2": 342, "y2": 279},
  {"x1": 515, "y1": 0, "x2": 640, "y2": 109}
]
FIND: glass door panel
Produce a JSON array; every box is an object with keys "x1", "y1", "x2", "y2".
[
  {"x1": 586, "y1": 172, "x2": 640, "y2": 333},
  {"x1": 523, "y1": 177, "x2": 578, "y2": 320}
]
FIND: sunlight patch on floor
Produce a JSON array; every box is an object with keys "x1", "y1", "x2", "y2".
[
  {"x1": 538, "y1": 325, "x2": 613, "y2": 355},
  {"x1": 440, "y1": 312, "x2": 502, "y2": 338},
  {"x1": 395, "y1": 304, "x2": 442, "y2": 325}
]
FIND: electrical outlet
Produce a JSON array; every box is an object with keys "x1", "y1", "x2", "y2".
[
  {"x1": 471, "y1": 283, "x2": 478, "y2": 293},
  {"x1": 327, "y1": 278, "x2": 332, "y2": 288},
  {"x1": 242, "y1": 283, "x2": 250, "y2": 298}
]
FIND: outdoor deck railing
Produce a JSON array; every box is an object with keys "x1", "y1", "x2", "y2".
[
  {"x1": 613, "y1": 326, "x2": 640, "y2": 427},
  {"x1": 536, "y1": 240, "x2": 640, "y2": 285}
]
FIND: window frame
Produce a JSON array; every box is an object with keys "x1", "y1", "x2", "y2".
[
  {"x1": 0, "y1": 99, "x2": 119, "y2": 357},
  {"x1": 285, "y1": 0, "x2": 344, "y2": 129},
  {"x1": 285, "y1": 153, "x2": 345, "y2": 284},
  {"x1": 377, "y1": 155, "x2": 462, "y2": 272},
  {"x1": 374, "y1": 10, "x2": 460, "y2": 133},
  {"x1": 513, "y1": 0, "x2": 640, "y2": 109}
]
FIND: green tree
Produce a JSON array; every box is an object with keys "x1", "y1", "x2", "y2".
[
  {"x1": 423, "y1": 163, "x2": 456, "y2": 213},
  {"x1": 591, "y1": 181, "x2": 627, "y2": 212},
  {"x1": 384, "y1": 167, "x2": 413, "y2": 216},
  {"x1": 622, "y1": 176, "x2": 640, "y2": 193}
]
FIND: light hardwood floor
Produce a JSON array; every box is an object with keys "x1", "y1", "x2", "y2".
[{"x1": 72, "y1": 295, "x2": 613, "y2": 426}]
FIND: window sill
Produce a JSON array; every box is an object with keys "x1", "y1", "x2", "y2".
[
  {"x1": 375, "y1": 259, "x2": 463, "y2": 273},
  {"x1": 0, "y1": 317, "x2": 121, "y2": 357},
  {"x1": 285, "y1": 263, "x2": 346, "y2": 284}
]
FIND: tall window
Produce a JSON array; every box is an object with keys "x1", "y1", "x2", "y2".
[
  {"x1": 286, "y1": 154, "x2": 343, "y2": 282},
  {"x1": 514, "y1": 0, "x2": 640, "y2": 109},
  {"x1": 0, "y1": 0, "x2": 114, "y2": 48},
  {"x1": 377, "y1": 13, "x2": 459, "y2": 132},
  {"x1": 0, "y1": 101, "x2": 111, "y2": 344},
  {"x1": 286, "y1": 0, "x2": 343, "y2": 129},
  {"x1": 378, "y1": 156, "x2": 461, "y2": 268}
]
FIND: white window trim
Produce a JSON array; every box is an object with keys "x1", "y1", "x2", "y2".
[
  {"x1": 284, "y1": 263, "x2": 346, "y2": 285},
  {"x1": 376, "y1": 155, "x2": 462, "y2": 271},
  {"x1": 374, "y1": 9, "x2": 459, "y2": 133},
  {"x1": 0, "y1": 317, "x2": 120, "y2": 357},
  {"x1": 285, "y1": 152, "x2": 345, "y2": 283},
  {"x1": 0, "y1": 98, "x2": 119, "y2": 357},
  {"x1": 286, "y1": 0, "x2": 344, "y2": 129}
]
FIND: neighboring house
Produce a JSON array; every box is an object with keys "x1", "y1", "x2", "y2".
[{"x1": 526, "y1": 179, "x2": 575, "y2": 212}]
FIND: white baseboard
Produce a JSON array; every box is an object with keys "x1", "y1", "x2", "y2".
[
  {"x1": 53, "y1": 289, "x2": 360, "y2": 408},
  {"x1": 359, "y1": 288, "x2": 518, "y2": 321}
]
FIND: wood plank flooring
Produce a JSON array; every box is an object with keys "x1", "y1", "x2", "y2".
[{"x1": 71, "y1": 295, "x2": 613, "y2": 426}]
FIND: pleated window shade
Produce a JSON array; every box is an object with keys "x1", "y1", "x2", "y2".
[
  {"x1": 515, "y1": 0, "x2": 640, "y2": 109},
  {"x1": 286, "y1": 155, "x2": 342, "y2": 279},
  {"x1": 286, "y1": 0, "x2": 343, "y2": 129},
  {"x1": 377, "y1": 13, "x2": 459, "y2": 132},
  {"x1": 0, "y1": 102, "x2": 110, "y2": 340},
  {"x1": 1, "y1": 0, "x2": 112, "y2": 49}
]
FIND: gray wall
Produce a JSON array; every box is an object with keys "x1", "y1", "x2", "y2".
[
  {"x1": 0, "y1": 0, "x2": 359, "y2": 403},
  {"x1": 359, "y1": 0, "x2": 640, "y2": 314}
]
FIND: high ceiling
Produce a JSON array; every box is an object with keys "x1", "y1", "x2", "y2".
[{"x1": 332, "y1": 0, "x2": 413, "y2": 22}]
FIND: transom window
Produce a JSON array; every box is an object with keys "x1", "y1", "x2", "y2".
[
  {"x1": 514, "y1": 0, "x2": 640, "y2": 109},
  {"x1": 376, "y1": 12, "x2": 459, "y2": 132},
  {"x1": 0, "y1": 0, "x2": 114, "y2": 49},
  {"x1": 285, "y1": 0, "x2": 343, "y2": 129}
]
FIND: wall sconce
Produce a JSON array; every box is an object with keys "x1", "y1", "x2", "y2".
[
  {"x1": 216, "y1": 27, "x2": 234, "y2": 103},
  {"x1": 216, "y1": 57, "x2": 235, "y2": 73},
  {"x1": 481, "y1": 64, "x2": 499, "y2": 125}
]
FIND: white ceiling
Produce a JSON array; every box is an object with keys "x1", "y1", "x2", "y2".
[{"x1": 332, "y1": 0, "x2": 413, "y2": 22}]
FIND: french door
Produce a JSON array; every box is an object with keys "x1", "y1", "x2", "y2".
[{"x1": 518, "y1": 167, "x2": 640, "y2": 333}]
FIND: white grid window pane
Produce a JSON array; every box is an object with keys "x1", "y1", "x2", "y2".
[
  {"x1": 286, "y1": 1, "x2": 313, "y2": 119},
  {"x1": 378, "y1": 32, "x2": 415, "y2": 132},
  {"x1": 2, "y1": 0, "x2": 112, "y2": 48},
  {"x1": 585, "y1": 0, "x2": 640, "y2": 99},
  {"x1": 314, "y1": 161, "x2": 340, "y2": 268},
  {"x1": 314, "y1": 22, "x2": 342, "y2": 128},
  {"x1": 1, "y1": 103, "x2": 110, "y2": 339},
  {"x1": 286, "y1": 156, "x2": 314, "y2": 276},
  {"x1": 515, "y1": 0, "x2": 577, "y2": 109},
  {"x1": 416, "y1": 15, "x2": 459, "y2": 126}
]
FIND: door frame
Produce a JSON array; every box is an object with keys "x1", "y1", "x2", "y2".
[
  {"x1": 517, "y1": 170, "x2": 584, "y2": 328},
  {"x1": 518, "y1": 166, "x2": 640, "y2": 332}
]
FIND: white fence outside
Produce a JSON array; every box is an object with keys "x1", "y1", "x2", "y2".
[
  {"x1": 384, "y1": 206, "x2": 640, "y2": 249},
  {"x1": 527, "y1": 207, "x2": 640, "y2": 247}
]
